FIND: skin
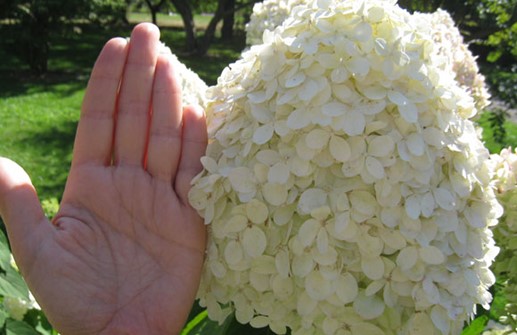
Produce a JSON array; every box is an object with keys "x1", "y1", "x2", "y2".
[{"x1": 0, "y1": 23, "x2": 208, "y2": 335}]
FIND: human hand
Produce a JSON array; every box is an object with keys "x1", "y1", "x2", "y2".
[{"x1": 0, "y1": 23, "x2": 207, "y2": 335}]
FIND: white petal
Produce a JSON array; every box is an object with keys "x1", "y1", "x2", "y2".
[
  {"x1": 275, "y1": 249, "x2": 290, "y2": 278},
  {"x1": 419, "y1": 246, "x2": 445, "y2": 265},
  {"x1": 361, "y1": 86, "x2": 387, "y2": 100},
  {"x1": 262, "y1": 183, "x2": 288, "y2": 206},
  {"x1": 335, "y1": 273, "x2": 358, "y2": 304},
  {"x1": 407, "y1": 313, "x2": 435, "y2": 335},
  {"x1": 253, "y1": 123, "x2": 274, "y2": 144},
  {"x1": 405, "y1": 194, "x2": 421, "y2": 219},
  {"x1": 346, "y1": 57, "x2": 370, "y2": 77},
  {"x1": 354, "y1": 22, "x2": 373, "y2": 42},
  {"x1": 361, "y1": 257, "x2": 385, "y2": 280},
  {"x1": 273, "y1": 206, "x2": 294, "y2": 226},
  {"x1": 317, "y1": 228, "x2": 329, "y2": 253},
  {"x1": 420, "y1": 192, "x2": 435, "y2": 218},
  {"x1": 431, "y1": 305, "x2": 451, "y2": 335},
  {"x1": 396, "y1": 246, "x2": 418, "y2": 270},
  {"x1": 292, "y1": 254, "x2": 314, "y2": 277},
  {"x1": 298, "y1": 219, "x2": 320, "y2": 247},
  {"x1": 285, "y1": 72, "x2": 306, "y2": 88},
  {"x1": 271, "y1": 275, "x2": 294, "y2": 300},
  {"x1": 249, "y1": 271, "x2": 269, "y2": 292},
  {"x1": 305, "y1": 270, "x2": 333, "y2": 301},
  {"x1": 349, "y1": 190, "x2": 377, "y2": 217},
  {"x1": 368, "y1": 135, "x2": 395, "y2": 157},
  {"x1": 297, "y1": 188, "x2": 327, "y2": 215},
  {"x1": 243, "y1": 226, "x2": 268, "y2": 258},
  {"x1": 433, "y1": 187, "x2": 456, "y2": 210},
  {"x1": 406, "y1": 133, "x2": 425, "y2": 156},
  {"x1": 329, "y1": 135, "x2": 351, "y2": 162},
  {"x1": 306, "y1": 129, "x2": 330, "y2": 149},
  {"x1": 228, "y1": 167, "x2": 256, "y2": 193},
  {"x1": 250, "y1": 315, "x2": 270, "y2": 328},
  {"x1": 268, "y1": 162, "x2": 290, "y2": 184},
  {"x1": 224, "y1": 214, "x2": 248, "y2": 233},
  {"x1": 398, "y1": 102, "x2": 418, "y2": 123},
  {"x1": 353, "y1": 291, "x2": 385, "y2": 320},
  {"x1": 388, "y1": 91, "x2": 409, "y2": 106},
  {"x1": 246, "y1": 200, "x2": 269, "y2": 224},
  {"x1": 297, "y1": 292, "x2": 317, "y2": 316},
  {"x1": 331, "y1": 67, "x2": 350, "y2": 83},
  {"x1": 350, "y1": 323, "x2": 385, "y2": 335},
  {"x1": 322, "y1": 101, "x2": 348, "y2": 116},
  {"x1": 365, "y1": 156, "x2": 385, "y2": 179},
  {"x1": 365, "y1": 280, "x2": 385, "y2": 296},
  {"x1": 224, "y1": 240, "x2": 244, "y2": 265},
  {"x1": 380, "y1": 230, "x2": 407, "y2": 250}
]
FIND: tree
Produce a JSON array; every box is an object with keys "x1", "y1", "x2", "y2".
[
  {"x1": 0, "y1": 0, "x2": 128, "y2": 74},
  {"x1": 170, "y1": 0, "x2": 198, "y2": 52},
  {"x1": 143, "y1": 0, "x2": 167, "y2": 25},
  {"x1": 221, "y1": 0, "x2": 236, "y2": 40},
  {"x1": 170, "y1": 0, "x2": 258, "y2": 55}
]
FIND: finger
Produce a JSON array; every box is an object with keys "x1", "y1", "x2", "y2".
[
  {"x1": 175, "y1": 105, "x2": 207, "y2": 202},
  {"x1": 74, "y1": 37, "x2": 129, "y2": 166},
  {"x1": 114, "y1": 23, "x2": 160, "y2": 166},
  {"x1": 146, "y1": 52, "x2": 183, "y2": 180},
  {"x1": 0, "y1": 158, "x2": 49, "y2": 269}
]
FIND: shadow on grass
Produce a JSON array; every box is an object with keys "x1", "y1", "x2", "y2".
[
  {"x1": 19, "y1": 120, "x2": 77, "y2": 199},
  {"x1": 0, "y1": 70, "x2": 88, "y2": 99},
  {"x1": 0, "y1": 23, "x2": 129, "y2": 98}
]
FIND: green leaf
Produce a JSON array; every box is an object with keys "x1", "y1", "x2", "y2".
[
  {"x1": 181, "y1": 310, "x2": 238, "y2": 335},
  {"x1": 0, "y1": 308, "x2": 8, "y2": 328},
  {"x1": 461, "y1": 315, "x2": 489, "y2": 335},
  {"x1": 0, "y1": 268, "x2": 30, "y2": 300},
  {"x1": 0, "y1": 229, "x2": 13, "y2": 272},
  {"x1": 181, "y1": 310, "x2": 233, "y2": 335},
  {"x1": 6, "y1": 319, "x2": 39, "y2": 335}
]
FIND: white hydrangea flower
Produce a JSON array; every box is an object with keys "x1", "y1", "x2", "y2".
[
  {"x1": 413, "y1": 9, "x2": 491, "y2": 111},
  {"x1": 482, "y1": 320, "x2": 516, "y2": 335},
  {"x1": 190, "y1": 1, "x2": 501, "y2": 334},
  {"x1": 3, "y1": 292, "x2": 40, "y2": 321},
  {"x1": 245, "y1": 0, "x2": 306, "y2": 46},
  {"x1": 159, "y1": 42, "x2": 208, "y2": 107},
  {"x1": 246, "y1": 4, "x2": 490, "y2": 111},
  {"x1": 490, "y1": 148, "x2": 517, "y2": 332}
]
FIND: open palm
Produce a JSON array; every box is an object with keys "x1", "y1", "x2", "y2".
[{"x1": 0, "y1": 23, "x2": 207, "y2": 335}]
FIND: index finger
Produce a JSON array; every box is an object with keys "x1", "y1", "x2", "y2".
[{"x1": 72, "y1": 37, "x2": 129, "y2": 166}]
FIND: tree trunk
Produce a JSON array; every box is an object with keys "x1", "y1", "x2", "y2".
[
  {"x1": 198, "y1": 0, "x2": 228, "y2": 55},
  {"x1": 221, "y1": 0, "x2": 235, "y2": 40},
  {"x1": 144, "y1": 0, "x2": 166, "y2": 25},
  {"x1": 170, "y1": 0, "x2": 198, "y2": 52}
]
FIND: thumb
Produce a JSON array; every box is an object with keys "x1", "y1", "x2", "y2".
[{"x1": 0, "y1": 157, "x2": 47, "y2": 263}]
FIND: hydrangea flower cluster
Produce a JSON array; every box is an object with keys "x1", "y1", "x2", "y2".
[
  {"x1": 189, "y1": 1, "x2": 502, "y2": 334},
  {"x1": 413, "y1": 10, "x2": 491, "y2": 111},
  {"x1": 3, "y1": 256, "x2": 41, "y2": 321},
  {"x1": 246, "y1": 2, "x2": 490, "y2": 112},
  {"x1": 489, "y1": 148, "x2": 517, "y2": 331},
  {"x1": 481, "y1": 319, "x2": 516, "y2": 335},
  {"x1": 160, "y1": 42, "x2": 208, "y2": 107},
  {"x1": 245, "y1": 0, "x2": 306, "y2": 46},
  {"x1": 3, "y1": 294, "x2": 39, "y2": 321}
]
